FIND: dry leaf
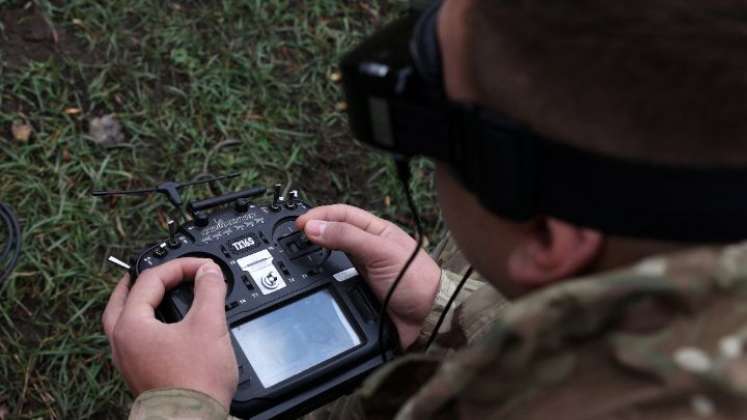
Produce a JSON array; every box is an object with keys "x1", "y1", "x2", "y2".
[
  {"x1": 62, "y1": 147, "x2": 71, "y2": 162},
  {"x1": 72, "y1": 18, "x2": 83, "y2": 26},
  {"x1": 384, "y1": 195, "x2": 391, "y2": 207},
  {"x1": 335, "y1": 101, "x2": 348, "y2": 112},
  {"x1": 157, "y1": 208, "x2": 167, "y2": 229},
  {"x1": 88, "y1": 114, "x2": 125, "y2": 146},
  {"x1": 11, "y1": 121, "x2": 32, "y2": 142},
  {"x1": 245, "y1": 112, "x2": 263, "y2": 121},
  {"x1": 64, "y1": 107, "x2": 81, "y2": 115}
]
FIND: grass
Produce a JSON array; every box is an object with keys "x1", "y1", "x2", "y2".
[{"x1": 0, "y1": 1, "x2": 440, "y2": 418}]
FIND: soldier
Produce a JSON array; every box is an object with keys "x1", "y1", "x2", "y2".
[{"x1": 103, "y1": 0, "x2": 747, "y2": 418}]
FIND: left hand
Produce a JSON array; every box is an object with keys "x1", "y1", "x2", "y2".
[{"x1": 102, "y1": 258, "x2": 238, "y2": 410}]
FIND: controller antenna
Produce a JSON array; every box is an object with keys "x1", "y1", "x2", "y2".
[{"x1": 92, "y1": 173, "x2": 240, "y2": 215}]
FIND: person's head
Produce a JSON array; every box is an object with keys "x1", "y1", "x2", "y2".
[{"x1": 434, "y1": 0, "x2": 747, "y2": 296}]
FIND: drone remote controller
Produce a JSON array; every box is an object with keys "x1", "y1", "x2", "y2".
[{"x1": 117, "y1": 183, "x2": 397, "y2": 419}]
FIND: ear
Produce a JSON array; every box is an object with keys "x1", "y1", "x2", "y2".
[{"x1": 507, "y1": 218, "x2": 603, "y2": 287}]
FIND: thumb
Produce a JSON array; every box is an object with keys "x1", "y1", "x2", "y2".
[
  {"x1": 187, "y1": 262, "x2": 228, "y2": 332},
  {"x1": 304, "y1": 220, "x2": 386, "y2": 261}
]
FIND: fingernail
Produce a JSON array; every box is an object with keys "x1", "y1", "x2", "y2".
[
  {"x1": 306, "y1": 220, "x2": 327, "y2": 238},
  {"x1": 197, "y1": 262, "x2": 221, "y2": 278}
]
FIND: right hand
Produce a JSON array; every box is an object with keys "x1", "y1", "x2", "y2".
[{"x1": 296, "y1": 204, "x2": 441, "y2": 348}]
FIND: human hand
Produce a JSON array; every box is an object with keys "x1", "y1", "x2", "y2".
[
  {"x1": 296, "y1": 204, "x2": 441, "y2": 348},
  {"x1": 102, "y1": 258, "x2": 238, "y2": 410}
]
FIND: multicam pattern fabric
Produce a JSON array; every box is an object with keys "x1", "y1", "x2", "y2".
[
  {"x1": 369, "y1": 244, "x2": 747, "y2": 420},
  {"x1": 130, "y1": 237, "x2": 747, "y2": 419},
  {"x1": 412, "y1": 232, "x2": 506, "y2": 353},
  {"x1": 128, "y1": 389, "x2": 238, "y2": 420}
]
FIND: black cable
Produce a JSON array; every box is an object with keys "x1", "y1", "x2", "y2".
[
  {"x1": 424, "y1": 265, "x2": 473, "y2": 351},
  {"x1": 0, "y1": 202, "x2": 22, "y2": 285},
  {"x1": 378, "y1": 158, "x2": 424, "y2": 361}
]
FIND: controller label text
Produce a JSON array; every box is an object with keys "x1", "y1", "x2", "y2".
[
  {"x1": 200, "y1": 213, "x2": 265, "y2": 243},
  {"x1": 232, "y1": 237, "x2": 256, "y2": 251}
]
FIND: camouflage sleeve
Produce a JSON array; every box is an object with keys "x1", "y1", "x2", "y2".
[
  {"x1": 408, "y1": 267, "x2": 488, "y2": 352},
  {"x1": 128, "y1": 388, "x2": 238, "y2": 420},
  {"x1": 394, "y1": 244, "x2": 747, "y2": 419},
  {"x1": 410, "y1": 232, "x2": 507, "y2": 353}
]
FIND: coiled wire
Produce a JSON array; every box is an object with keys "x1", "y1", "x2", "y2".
[{"x1": 0, "y1": 202, "x2": 22, "y2": 285}]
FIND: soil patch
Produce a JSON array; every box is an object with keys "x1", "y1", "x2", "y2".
[
  {"x1": 298, "y1": 134, "x2": 380, "y2": 207},
  {"x1": 1, "y1": 5, "x2": 87, "y2": 68}
]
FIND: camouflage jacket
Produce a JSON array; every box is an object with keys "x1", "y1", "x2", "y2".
[
  {"x1": 129, "y1": 236, "x2": 747, "y2": 419},
  {"x1": 129, "y1": 388, "x2": 237, "y2": 420}
]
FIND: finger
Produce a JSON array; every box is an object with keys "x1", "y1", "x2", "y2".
[
  {"x1": 102, "y1": 274, "x2": 131, "y2": 338},
  {"x1": 186, "y1": 261, "x2": 228, "y2": 332},
  {"x1": 124, "y1": 257, "x2": 210, "y2": 317},
  {"x1": 303, "y1": 219, "x2": 390, "y2": 259},
  {"x1": 297, "y1": 204, "x2": 392, "y2": 236},
  {"x1": 298, "y1": 204, "x2": 414, "y2": 245}
]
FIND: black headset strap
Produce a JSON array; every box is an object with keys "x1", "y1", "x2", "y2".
[
  {"x1": 409, "y1": 0, "x2": 444, "y2": 94},
  {"x1": 455, "y1": 109, "x2": 747, "y2": 243}
]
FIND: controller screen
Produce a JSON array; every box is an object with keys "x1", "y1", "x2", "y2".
[{"x1": 231, "y1": 289, "x2": 362, "y2": 388}]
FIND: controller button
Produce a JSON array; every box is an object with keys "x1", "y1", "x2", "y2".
[
  {"x1": 277, "y1": 261, "x2": 290, "y2": 276},
  {"x1": 193, "y1": 211, "x2": 209, "y2": 227},
  {"x1": 241, "y1": 274, "x2": 254, "y2": 290},
  {"x1": 234, "y1": 198, "x2": 250, "y2": 213},
  {"x1": 154, "y1": 243, "x2": 168, "y2": 258},
  {"x1": 261, "y1": 272, "x2": 280, "y2": 289}
]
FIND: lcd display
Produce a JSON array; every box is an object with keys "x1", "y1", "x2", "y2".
[{"x1": 231, "y1": 290, "x2": 362, "y2": 388}]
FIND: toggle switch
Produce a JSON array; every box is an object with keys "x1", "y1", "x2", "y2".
[
  {"x1": 167, "y1": 218, "x2": 180, "y2": 248},
  {"x1": 270, "y1": 184, "x2": 282, "y2": 212},
  {"x1": 286, "y1": 190, "x2": 299, "y2": 209}
]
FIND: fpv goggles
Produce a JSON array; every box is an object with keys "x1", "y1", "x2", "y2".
[{"x1": 340, "y1": 1, "x2": 747, "y2": 243}]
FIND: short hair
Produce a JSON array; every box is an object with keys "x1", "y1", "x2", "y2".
[{"x1": 464, "y1": 0, "x2": 747, "y2": 165}]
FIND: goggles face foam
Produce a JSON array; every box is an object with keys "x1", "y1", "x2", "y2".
[{"x1": 340, "y1": 6, "x2": 747, "y2": 243}]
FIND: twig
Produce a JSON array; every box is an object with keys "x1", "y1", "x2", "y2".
[
  {"x1": 200, "y1": 139, "x2": 241, "y2": 176},
  {"x1": 367, "y1": 166, "x2": 388, "y2": 186},
  {"x1": 36, "y1": 5, "x2": 59, "y2": 44}
]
